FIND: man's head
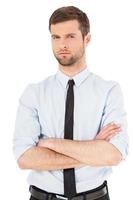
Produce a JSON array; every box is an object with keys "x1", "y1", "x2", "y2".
[
  {"x1": 49, "y1": 6, "x2": 91, "y2": 67},
  {"x1": 49, "y1": 6, "x2": 90, "y2": 38}
]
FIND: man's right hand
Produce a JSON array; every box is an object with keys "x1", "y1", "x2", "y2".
[{"x1": 96, "y1": 122, "x2": 121, "y2": 141}]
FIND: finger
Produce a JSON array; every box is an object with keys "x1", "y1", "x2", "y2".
[
  {"x1": 102, "y1": 129, "x2": 121, "y2": 139},
  {"x1": 97, "y1": 128, "x2": 121, "y2": 140},
  {"x1": 102, "y1": 126, "x2": 121, "y2": 136},
  {"x1": 102, "y1": 122, "x2": 117, "y2": 129},
  {"x1": 100, "y1": 126, "x2": 121, "y2": 136},
  {"x1": 100, "y1": 125, "x2": 119, "y2": 136},
  {"x1": 102, "y1": 123, "x2": 121, "y2": 132},
  {"x1": 105, "y1": 133, "x2": 118, "y2": 141}
]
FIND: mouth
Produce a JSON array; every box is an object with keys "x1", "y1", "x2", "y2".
[{"x1": 58, "y1": 52, "x2": 70, "y2": 56}]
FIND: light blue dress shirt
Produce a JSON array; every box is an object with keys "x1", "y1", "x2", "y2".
[{"x1": 13, "y1": 67, "x2": 129, "y2": 194}]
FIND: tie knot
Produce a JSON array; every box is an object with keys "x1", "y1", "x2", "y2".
[{"x1": 68, "y1": 79, "x2": 75, "y2": 87}]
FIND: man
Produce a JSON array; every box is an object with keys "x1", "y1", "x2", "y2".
[{"x1": 13, "y1": 6, "x2": 129, "y2": 200}]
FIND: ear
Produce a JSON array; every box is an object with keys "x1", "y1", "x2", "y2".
[{"x1": 84, "y1": 34, "x2": 91, "y2": 46}]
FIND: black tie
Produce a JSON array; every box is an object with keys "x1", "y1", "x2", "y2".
[{"x1": 63, "y1": 79, "x2": 76, "y2": 198}]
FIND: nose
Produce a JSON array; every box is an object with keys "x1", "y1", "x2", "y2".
[{"x1": 59, "y1": 38, "x2": 69, "y2": 50}]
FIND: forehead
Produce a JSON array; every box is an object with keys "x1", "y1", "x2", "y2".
[{"x1": 50, "y1": 20, "x2": 81, "y2": 36}]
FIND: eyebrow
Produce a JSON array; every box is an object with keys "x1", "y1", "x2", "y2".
[{"x1": 51, "y1": 33, "x2": 77, "y2": 37}]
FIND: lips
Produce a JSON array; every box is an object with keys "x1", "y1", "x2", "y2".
[
  {"x1": 59, "y1": 52, "x2": 70, "y2": 54},
  {"x1": 58, "y1": 52, "x2": 70, "y2": 55}
]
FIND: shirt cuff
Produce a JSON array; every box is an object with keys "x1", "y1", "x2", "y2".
[{"x1": 109, "y1": 136, "x2": 129, "y2": 160}]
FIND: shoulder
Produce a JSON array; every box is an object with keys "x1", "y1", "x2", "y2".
[
  {"x1": 19, "y1": 74, "x2": 55, "y2": 106},
  {"x1": 24, "y1": 73, "x2": 55, "y2": 93},
  {"x1": 90, "y1": 72, "x2": 124, "y2": 103},
  {"x1": 90, "y1": 72, "x2": 120, "y2": 92}
]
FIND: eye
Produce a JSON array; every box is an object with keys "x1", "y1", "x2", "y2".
[
  {"x1": 68, "y1": 35, "x2": 75, "y2": 38},
  {"x1": 52, "y1": 35, "x2": 60, "y2": 39}
]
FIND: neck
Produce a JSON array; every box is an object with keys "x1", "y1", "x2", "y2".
[{"x1": 59, "y1": 57, "x2": 87, "y2": 77}]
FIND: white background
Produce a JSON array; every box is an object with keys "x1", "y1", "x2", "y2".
[{"x1": 0, "y1": 0, "x2": 133, "y2": 199}]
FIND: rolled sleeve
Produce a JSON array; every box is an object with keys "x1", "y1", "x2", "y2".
[
  {"x1": 100, "y1": 82, "x2": 129, "y2": 160},
  {"x1": 13, "y1": 84, "x2": 40, "y2": 160}
]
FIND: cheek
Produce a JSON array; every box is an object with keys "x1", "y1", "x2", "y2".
[
  {"x1": 51, "y1": 43, "x2": 57, "y2": 53},
  {"x1": 72, "y1": 43, "x2": 83, "y2": 51},
  {"x1": 52, "y1": 42, "x2": 60, "y2": 51},
  {"x1": 72, "y1": 39, "x2": 83, "y2": 47}
]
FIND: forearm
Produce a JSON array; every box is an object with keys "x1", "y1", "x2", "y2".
[
  {"x1": 17, "y1": 146, "x2": 85, "y2": 171},
  {"x1": 42, "y1": 139, "x2": 122, "y2": 166}
]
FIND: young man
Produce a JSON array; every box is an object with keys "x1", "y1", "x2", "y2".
[{"x1": 13, "y1": 6, "x2": 129, "y2": 200}]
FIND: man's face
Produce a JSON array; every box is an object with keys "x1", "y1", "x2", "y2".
[{"x1": 50, "y1": 20, "x2": 89, "y2": 66}]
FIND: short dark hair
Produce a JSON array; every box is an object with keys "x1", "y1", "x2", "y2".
[{"x1": 49, "y1": 6, "x2": 90, "y2": 38}]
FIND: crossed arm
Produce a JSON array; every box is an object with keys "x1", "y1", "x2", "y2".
[{"x1": 17, "y1": 123, "x2": 122, "y2": 170}]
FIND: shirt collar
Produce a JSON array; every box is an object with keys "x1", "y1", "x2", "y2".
[{"x1": 56, "y1": 67, "x2": 90, "y2": 88}]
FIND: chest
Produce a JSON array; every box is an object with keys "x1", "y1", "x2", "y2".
[{"x1": 37, "y1": 85, "x2": 106, "y2": 140}]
